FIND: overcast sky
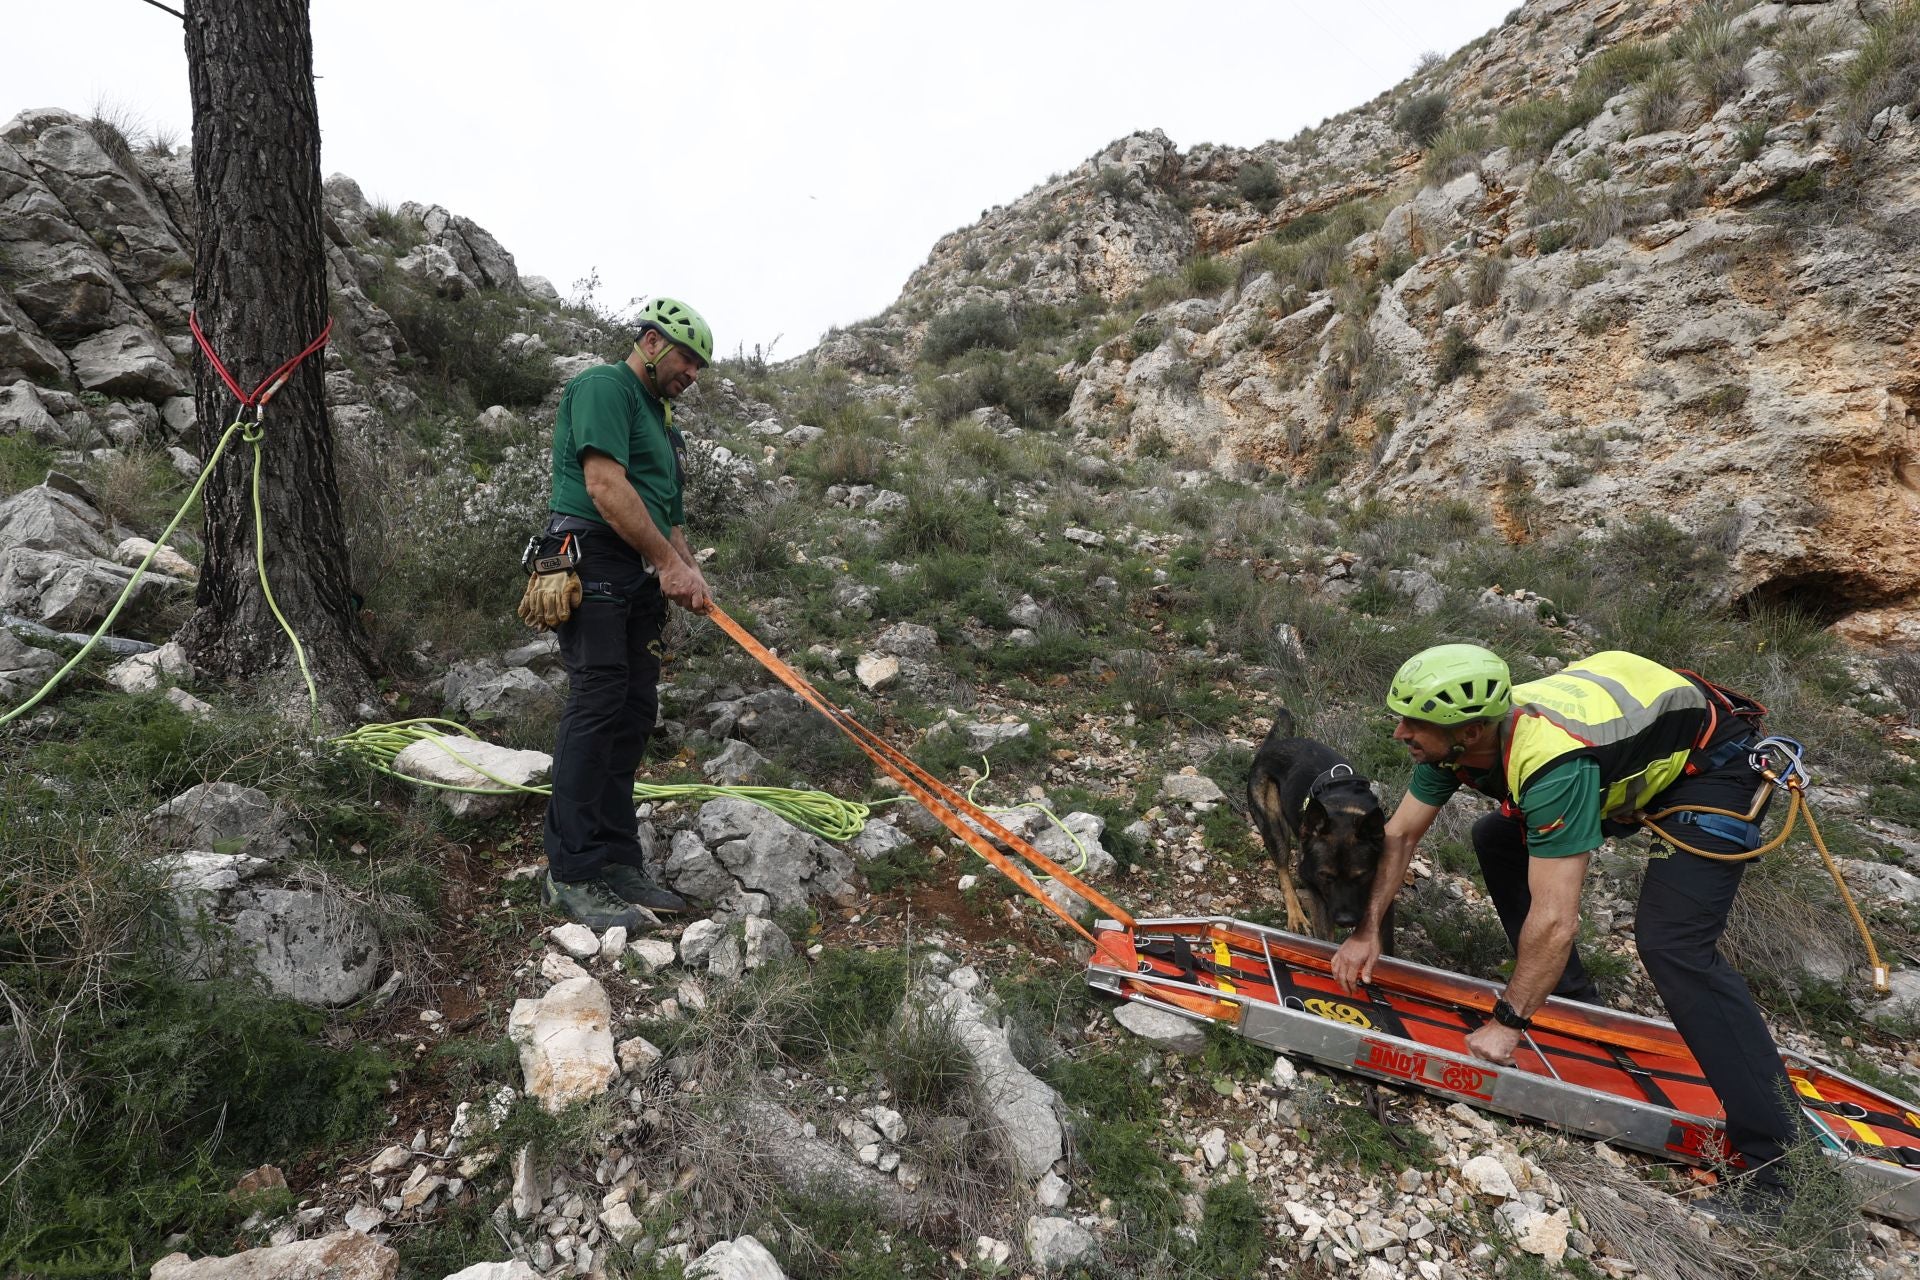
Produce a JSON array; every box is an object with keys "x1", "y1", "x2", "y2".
[{"x1": 9, "y1": 0, "x2": 1513, "y2": 357}]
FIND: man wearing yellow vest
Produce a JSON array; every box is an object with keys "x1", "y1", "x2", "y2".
[{"x1": 1332, "y1": 645, "x2": 1800, "y2": 1216}]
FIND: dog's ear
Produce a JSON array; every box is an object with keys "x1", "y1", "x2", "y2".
[
  {"x1": 1298, "y1": 798, "x2": 1325, "y2": 836},
  {"x1": 1360, "y1": 807, "x2": 1386, "y2": 839}
]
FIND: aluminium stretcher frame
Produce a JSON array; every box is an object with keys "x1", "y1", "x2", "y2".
[{"x1": 1086, "y1": 915, "x2": 1920, "y2": 1229}]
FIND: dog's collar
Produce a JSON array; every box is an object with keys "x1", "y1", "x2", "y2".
[{"x1": 1301, "y1": 763, "x2": 1367, "y2": 814}]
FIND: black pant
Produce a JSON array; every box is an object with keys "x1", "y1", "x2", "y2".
[
  {"x1": 1475, "y1": 761, "x2": 1799, "y2": 1182},
  {"x1": 542, "y1": 532, "x2": 666, "y2": 883}
]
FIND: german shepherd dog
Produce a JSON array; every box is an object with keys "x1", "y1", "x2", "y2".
[{"x1": 1246, "y1": 709, "x2": 1393, "y2": 950}]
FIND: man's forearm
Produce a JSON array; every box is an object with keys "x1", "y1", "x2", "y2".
[
  {"x1": 1503, "y1": 911, "x2": 1579, "y2": 1016},
  {"x1": 1356, "y1": 832, "x2": 1416, "y2": 937},
  {"x1": 670, "y1": 526, "x2": 696, "y2": 571},
  {"x1": 589, "y1": 479, "x2": 677, "y2": 570}
]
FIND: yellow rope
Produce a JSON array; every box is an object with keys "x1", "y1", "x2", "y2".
[{"x1": 1639, "y1": 781, "x2": 1890, "y2": 994}]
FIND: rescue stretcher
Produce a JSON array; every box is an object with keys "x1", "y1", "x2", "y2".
[{"x1": 1085, "y1": 915, "x2": 1920, "y2": 1228}]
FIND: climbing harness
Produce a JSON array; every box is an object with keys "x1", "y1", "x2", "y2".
[{"x1": 1635, "y1": 735, "x2": 1890, "y2": 994}]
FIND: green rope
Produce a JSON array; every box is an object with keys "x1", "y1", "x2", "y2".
[
  {"x1": 1, "y1": 418, "x2": 242, "y2": 727},
  {"x1": 243, "y1": 416, "x2": 320, "y2": 728},
  {"x1": 331, "y1": 717, "x2": 873, "y2": 842},
  {"x1": 964, "y1": 755, "x2": 1092, "y2": 879}
]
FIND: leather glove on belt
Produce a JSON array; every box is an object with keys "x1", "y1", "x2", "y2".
[{"x1": 518, "y1": 570, "x2": 581, "y2": 630}]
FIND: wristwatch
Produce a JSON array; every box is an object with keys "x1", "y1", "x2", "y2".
[{"x1": 1491, "y1": 997, "x2": 1532, "y2": 1031}]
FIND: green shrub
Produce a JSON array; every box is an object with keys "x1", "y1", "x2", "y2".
[
  {"x1": 1185, "y1": 1178, "x2": 1269, "y2": 1278},
  {"x1": 1095, "y1": 165, "x2": 1137, "y2": 200},
  {"x1": 884, "y1": 484, "x2": 1002, "y2": 556},
  {"x1": 785, "y1": 947, "x2": 910, "y2": 1058},
  {"x1": 1735, "y1": 119, "x2": 1771, "y2": 162},
  {"x1": 1421, "y1": 121, "x2": 1491, "y2": 184},
  {"x1": 1843, "y1": 1, "x2": 1920, "y2": 141},
  {"x1": 1632, "y1": 62, "x2": 1690, "y2": 135},
  {"x1": 800, "y1": 429, "x2": 892, "y2": 489},
  {"x1": 1580, "y1": 38, "x2": 1671, "y2": 100},
  {"x1": 1674, "y1": 3, "x2": 1758, "y2": 107},
  {"x1": 1396, "y1": 92, "x2": 1452, "y2": 146},
  {"x1": 1777, "y1": 16, "x2": 1847, "y2": 108},
  {"x1": 0, "y1": 433, "x2": 56, "y2": 495},
  {"x1": 919, "y1": 301, "x2": 1018, "y2": 366},
  {"x1": 369, "y1": 276, "x2": 556, "y2": 409},
  {"x1": 1496, "y1": 93, "x2": 1599, "y2": 157},
  {"x1": 1434, "y1": 325, "x2": 1483, "y2": 383},
  {"x1": 1235, "y1": 160, "x2": 1284, "y2": 205},
  {"x1": 1467, "y1": 255, "x2": 1508, "y2": 307},
  {"x1": 1182, "y1": 253, "x2": 1235, "y2": 297}
]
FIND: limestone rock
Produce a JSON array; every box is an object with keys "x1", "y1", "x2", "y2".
[
  {"x1": 0, "y1": 629, "x2": 58, "y2": 700},
  {"x1": 0, "y1": 545, "x2": 187, "y2": 632},
  {"x1": 148, "y1": 1230, "x2": 396, "y2": 1280},
  {"x1": 549, "y1": 923, "x2": 599, "y2": 961},
  {"x1": 226, "y1": 888, "x2": 382, "y2": 1007},
  {"x1": 507, "y1": 976, "x2": 618, "y2": 1112},
  {"x1": 1113, "y1": 1001, "x2": 1207, "y2": 1054},
  {"x1": 148, "y1": 781, "x2": 295, "y2": 860},
  {"x1": 923, "y1": 973, "x2": 1063, "y2": 1179},
  {"x1": 702, "y1": 738, "x2": 769, "y2": 785},
  {"x1": 854, "y1": 652, "x2": 899, "y2": 691},
  {"x1": 875, "y1": 621, "x2": 938, "y2": 659},
  {"x1": 391, "y1": 735, "x2": 551, "y2": 820},
  {"x1": 104, "y1": 639, "x2": 192, "y2": 693},
  {"x1": 0, "y1": 484, "x2": 113, "y2": 560},
  {"x1": 1460, "y1": 1153, "x2": 1518, "y2": 1200},
  {"x1": 1158, "y1": 772, "x2": 1227, "y2": 805},
  {"x1": 617, "y1": 1035, "x2": 662, "y2": 1076},
  {"x1": 0, "y1": 381, "x2": 62, "y2": 440},
  {"x1": 69, "y1": 323, "x2": 188, "y2": 398},
  {"x1": 686, "y1": 1235, "x2": 786, "y2": 1280},
  {"x1": 441, "y1": 1264, "x2": 541, "y2": 1280},
  {"x1": 439, "y1": 660, "x2": 562, "y2": 725},
  {"x1": 742, "y1": 916, "x2": 792, "y2": 969},
  {"x1": 1025, "y1": 1216, "x2": 1096, "y2": 1274},
  {"x1": 114, "y1": 537, "x2": 197, "y2": 579},
  {"x1": 679, "y1": 919, "x2": 725, "y2": 968}
]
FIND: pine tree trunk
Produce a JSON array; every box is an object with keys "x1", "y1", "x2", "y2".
[{"x1": 179, "y1": 0, "x2": 375, "y2": 724}]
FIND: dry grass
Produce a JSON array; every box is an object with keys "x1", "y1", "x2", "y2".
[{"x1": 1538, "y1": 1141, "x2": 1762, "y2": 1280}]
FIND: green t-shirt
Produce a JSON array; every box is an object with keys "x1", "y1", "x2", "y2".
[
  {"x1": 1408, "y1": 757, "x2": 1603, "y2": 859},
  {"x1": 548, "y1": 361, "x2": 684, "y2": 539}
]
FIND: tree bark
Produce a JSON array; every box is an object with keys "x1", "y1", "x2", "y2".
[{"x1": 179, "y1": 0, "x2": 375, "y2": 725}]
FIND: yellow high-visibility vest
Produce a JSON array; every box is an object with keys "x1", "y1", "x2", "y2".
[{"x1": 1502, "y1": 652, "x2": 1709, "y2": 818}]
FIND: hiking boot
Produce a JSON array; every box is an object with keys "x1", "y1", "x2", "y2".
[
  {"x1": 600, "y1": 861, "x2": 689, "y2": 915},
  {"x1": 545, "y1": 872, "x2": 647, "y2": 931},
  {"x1": 1697, "y1": 1178, "x2": 1792, "y2": 1233}
]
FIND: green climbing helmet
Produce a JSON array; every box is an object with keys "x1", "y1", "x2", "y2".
[
  {"x1": 1386, "y1": 643, "x2": 1512, "y2": 725},
  {"x1": 635, "y1": 296, "x2": 714, "y2": 366}
]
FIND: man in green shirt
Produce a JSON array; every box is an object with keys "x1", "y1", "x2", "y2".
[
  {"x1": 1333, "y1": 644, "x2": 1800, "y2": 1218},
  {"x1": 536, "y1": 297, "x2": 715, "y2": 931}
]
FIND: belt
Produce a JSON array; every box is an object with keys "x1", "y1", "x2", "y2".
[{"x1": 545, "y1": 513, "x2": 608, "y2": 536}]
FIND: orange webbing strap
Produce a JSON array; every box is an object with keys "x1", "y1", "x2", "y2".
[{"x1": 705, "y1": 605, "x2": 1134, "y2": 945}]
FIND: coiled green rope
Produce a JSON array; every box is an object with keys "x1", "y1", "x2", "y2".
[{"x1": 331, "y1": 717, "x2": 872, "y2": 842}]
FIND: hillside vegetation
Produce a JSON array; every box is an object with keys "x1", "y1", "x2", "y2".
[{"x1": 3, "y1": 2, "x2": 1920, "y2": 1279}]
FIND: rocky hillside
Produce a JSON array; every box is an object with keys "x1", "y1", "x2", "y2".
[
  {"x1": 6, "y1": 4, "x2": 1920, "y2": 1280},
  {"x1": 812, "y1": 0, "x2": 1920, "y2": 647}
]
